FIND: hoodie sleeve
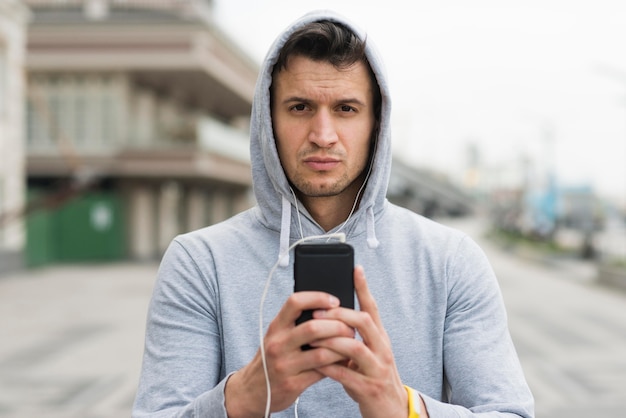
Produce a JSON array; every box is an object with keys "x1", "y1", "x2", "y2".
[
  {"x1": 132, "y1": 239, "x2": 230, "y2": 418},
  {"x1": 422, "y1": 236, "x2": 534, "y2": 418}
]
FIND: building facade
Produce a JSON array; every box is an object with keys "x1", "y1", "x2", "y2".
[
  {"x1": 23, "y1": 0, "x2": 258, "y2": 264},
  {"x1": 0, "y1": 1, "x2": 30, "y2": 274}
]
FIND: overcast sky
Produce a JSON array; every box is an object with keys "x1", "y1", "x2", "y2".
[{"x1": 214, "y1": 0, "x2": 626, "y2": 204}]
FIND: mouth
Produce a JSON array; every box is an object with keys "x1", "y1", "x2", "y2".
[{"x1": 303, "y1": 156, "x2": 341, "y2": 171}]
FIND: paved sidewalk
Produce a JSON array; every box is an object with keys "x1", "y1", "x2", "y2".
[
  {"x1": 2, "y1": 219, "x2": 624, "y2": 417},
  {"x1": 0, "y1": 262, "x2": 159, "y2": 418}
]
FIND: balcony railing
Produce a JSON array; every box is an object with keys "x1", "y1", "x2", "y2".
[
  {"x1": 23, "y1": 0, "x2": 212, "y2": 13},
  {"x1": 26, "y1": 72, "x2": 249, "y2": 162}
]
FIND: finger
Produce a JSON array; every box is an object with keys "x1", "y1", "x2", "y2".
[
  {"x1": 311, "y1": 337, "x2": 382, "y2": 385},
  {"x1": 301, "y1": 342, "x2": 351, "y2": 368},
  {"x1": 314, "y1": 306, "x2": 389, "y2": 356},
  {"x1": 308, "y1": 326, "x2": 380, "y2": 374},
  {"x1": 291, "y1": 318, "x2": 355, "y2": 351},
  {"x1": 316, "y1": 360, "x2": 362, "y2": 386},
  {"x1": 271, "y1": 291, "x2": 340, "y2": 329},
  {"x1": 317, "y1": 360, "x2": 408, "y2": 416},
  {"x1": 263, "y1": 327, "x2": 345, "y2": 380},
  {"x1": 353, "y1": 265, "x2": 385, "y2": 331}
]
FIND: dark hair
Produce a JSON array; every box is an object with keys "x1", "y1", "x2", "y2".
[
  {"x1": 274, "y1": 20, "x2": 367, "y2": 71},
  {"x1": 272, "y1": 20, "x2": 382, "y2": 132}
]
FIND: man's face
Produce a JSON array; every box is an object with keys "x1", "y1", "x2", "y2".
[{"x1": 271, "y1": 55, "x2": 376, "y2": 201}]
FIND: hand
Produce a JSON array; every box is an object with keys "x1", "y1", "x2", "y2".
[
  {"x1": 225, "y1": 291, "x2": 355, "y2": 417},
  {"x1": 310, "y1": 265, "x2": 409, "y2": 418}
]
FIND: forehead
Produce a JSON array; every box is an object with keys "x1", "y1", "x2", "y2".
[{"x1": 273, "y1": 55, "x2": 373, "y2": 100}]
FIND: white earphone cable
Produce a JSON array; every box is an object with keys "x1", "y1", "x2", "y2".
[
  {"x1": 260, "y1": 150, "x2": 374, "y2": 416},
  {"x1": 259, "y1": 232, "x2": 346, "y2": 418}
]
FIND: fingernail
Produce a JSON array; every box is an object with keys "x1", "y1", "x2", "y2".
[{"x1": 329, "y1": 296, "x2": 340, "y2": 307}]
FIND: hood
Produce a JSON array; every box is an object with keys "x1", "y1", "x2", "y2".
[{"x1": 249, "y1": 10, "x2": 393, "y2": 265}]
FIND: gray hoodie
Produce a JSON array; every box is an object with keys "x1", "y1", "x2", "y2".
[{"x1": 133, "y1": 10, "x2": 534, "y2": 418}]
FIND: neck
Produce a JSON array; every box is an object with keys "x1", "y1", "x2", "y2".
[
  {"x1": 298, "y1": 176, "x2": 365, "y2": 232},
  {"x1": 300, "y1": 197, "x2": 353, "y2": 232}
]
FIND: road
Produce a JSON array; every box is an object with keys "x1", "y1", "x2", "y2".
[
  {"x1": 444, "y1": 217, "x2": 626, "y2": 417},
  {"x1": 0, "y1": 218, "x2": 625, "y2": 417},
  {"x1": 0, "y1": 263, "x2": 158, "y2": 418}
]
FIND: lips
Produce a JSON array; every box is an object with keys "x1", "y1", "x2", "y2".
[{"x1": 303, "y1": 157, "x2": 340, "y2": 171}]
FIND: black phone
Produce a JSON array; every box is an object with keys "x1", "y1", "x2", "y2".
[{"x1": 294, "y1": 243, "x2": 355, "y2": 328}]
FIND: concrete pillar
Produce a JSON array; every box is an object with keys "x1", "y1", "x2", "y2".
[
  {"x1": 211, "y1": 189, "x2": 230, "y2": 224},
  {"x1": 186, "y1": 187, "x2": 206, "y2": 232},
  {"x1": 128, "y1": 185, "x2": 156, "y2": 260},
  {"x1": 158, "y1": 181, "x2": 181, "y2": 254},
  {"x1": 233, "y1": 188, "x2": 253, "y2": 214},
  {"x1": 0, "y1": 1, "x2": 29, "y2": 274}
]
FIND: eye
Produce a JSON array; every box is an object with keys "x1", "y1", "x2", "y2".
[
  {"x1": 290, "y1": 103, "x2": 307, "y2": 112},
  {"x1": 339, "y1": 104, "x2": 356, "y2": 113}
]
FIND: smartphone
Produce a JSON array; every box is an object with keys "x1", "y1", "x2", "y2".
[{"x1": 294, "y1": 243, "x2": 355, "y2": 328}]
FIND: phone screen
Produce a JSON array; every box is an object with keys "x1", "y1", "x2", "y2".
[{"x1": 294, "y1": 243, "x2": 354, "y2": 326}]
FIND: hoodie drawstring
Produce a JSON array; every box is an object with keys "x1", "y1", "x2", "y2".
[
  {"x1": 279, "y1": 196, "x2": 379, "y2": 266},
  {"x1": 279, "y1": 195, "x2": 292, "y2": 267},
  {"x1": 366, "y1": 206, "x2": 380, "y2": 249}
]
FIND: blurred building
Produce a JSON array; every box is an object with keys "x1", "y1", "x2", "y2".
[
  {"x1": 388, "y1": 158, "x2": 476, "y2": 218},
  {"x1": 0, "y1": 0, "x2": 30, "y2": 274},
  {"x1": 22, "y1": 0, "x2": 258, "y2": 265}
]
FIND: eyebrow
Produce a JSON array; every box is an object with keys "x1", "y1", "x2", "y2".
[{"x1": 281, "y1": 96, "x2": 368, "y2": 107}]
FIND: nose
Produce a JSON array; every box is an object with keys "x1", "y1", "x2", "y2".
[{"x1": 308, "y1": 110, "x2": 338, "y2": 148}]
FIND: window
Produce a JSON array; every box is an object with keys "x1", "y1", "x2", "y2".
[
  {"x1": 25, "y1": 73, "x2": 126, "y2": 152},
  {"x1": 74, "y1": 93, "x2": 87, "y2": 146}
]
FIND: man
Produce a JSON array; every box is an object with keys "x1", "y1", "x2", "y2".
[{"x1": 133, "y1": 10, "x2": 534, "y2": 418}]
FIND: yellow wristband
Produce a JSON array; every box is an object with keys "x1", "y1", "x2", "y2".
[{"x1": 404, "y1": 385, "x2": 421, "y2": 418}]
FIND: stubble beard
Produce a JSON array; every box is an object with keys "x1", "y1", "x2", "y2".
[
  {"x1": 292, "y1": 172, "x2": 351, "y2": 198},
  {"x1": 290, "y1": 165, "x2": 369, "y2": 201},
  {"x1": 288, "y1": 143, "x2": 372, "y2": 201}
]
